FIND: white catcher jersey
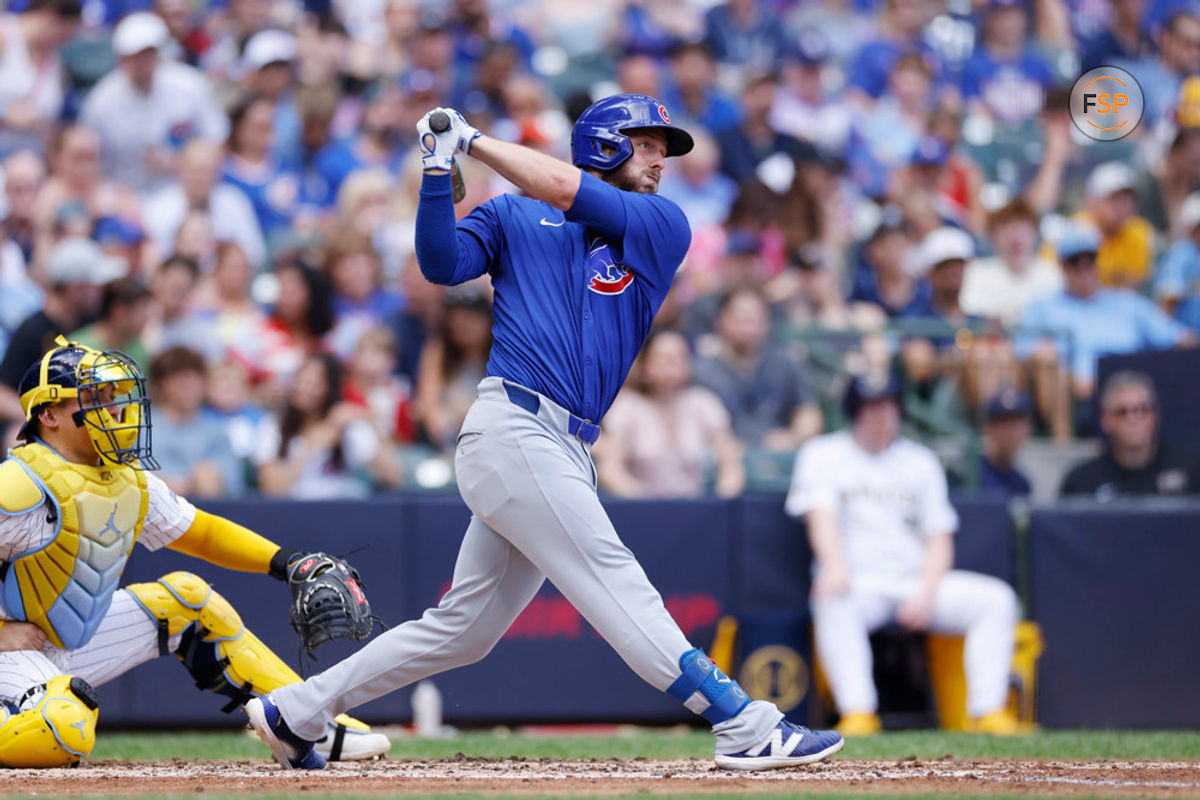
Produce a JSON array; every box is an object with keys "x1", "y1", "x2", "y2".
[
  {"x1": 785, "y1": 431, "x2": 958, "y2": 579},
  {"x1": 0, "y1": 471, "x2": 197, "y2": 620}
]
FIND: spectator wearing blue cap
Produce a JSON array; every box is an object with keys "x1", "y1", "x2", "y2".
[
  {"x1": 960, "y1": 0, "x2": 1054, "y2": 128},
  {"x1": 849, "y1": 208, "x2": 933, "y2": 318},
  {"x1": 1156, "y1": 191, "x2": 1200, "y2": 331},
  {"x1": 93, "y1": 213, "x2": 146, "y2": 275},
  {"x1": 977, "y1": 387, "x2": 1033, "y2": 497},
  {"x1": 1018, "y1": 224, "x2": 1196, "y2": 435},
  {"x1": 887, "y1": 126, "x2": 986, "y2": 236}
]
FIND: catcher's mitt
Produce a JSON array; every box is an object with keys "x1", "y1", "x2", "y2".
[{"x1": 287, "y1": 553, "x2": 374, "y2": 653}]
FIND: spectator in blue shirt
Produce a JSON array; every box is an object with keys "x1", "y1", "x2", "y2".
[
  {"x1": 849, "y1": 209, "x2": 932, "y2": 318},
  {"x1": 704, "y1": 0, "x2": 787, "y2": 74},
  {"x1": 1020, "y1": 224, "x2": 1197, "y2": 433},
  {"x1": 714, "y1": 73, "x2": 818, "y2": 186},
  {"x1": 223, "y1": 94, "x2": 300, "y2": 245},
  {"x1": 149, "y1": 345, "x2": 245, "y2": 497},
  {"x1": 312, "y1": 82, "x2": 408, "y2": 208},
  {"x1": 961, "y1": 0, "x2": 1054, "y2": 127},
  {"x1": 977, "y1": 387, "x2": 1033, "y2": 497},
  {"x1": 1080, "y1": 0, "x2": 1153, "y2": 71},
  {"x1": 846, "y1": 0, "x2": 945, "y2": 104},
  {"x1": 240, "y1": 28, "x2": 303, "y2": 170},
  {"x1": 1155, "y1": 191, "x2": 1200, "y2": 332},
  {"x1": 660, "y1": 42, "x2": 743, "y2": 134}
]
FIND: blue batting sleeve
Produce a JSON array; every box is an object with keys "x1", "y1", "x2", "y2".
[
  {"x1": 414, "y1": 173, "x2": 491, "y2": 285},
  {"x1": 565, "y1": 172, "x2": 690, "y2": 298}
]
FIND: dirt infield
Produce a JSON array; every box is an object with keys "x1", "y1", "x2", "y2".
[{"x1": 3, "y1": 758, "x2": 1199, "y2": 797}]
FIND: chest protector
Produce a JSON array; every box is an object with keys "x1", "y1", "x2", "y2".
[{"x1": 0, "y1": 442, "x2": 147, "y2": 649}]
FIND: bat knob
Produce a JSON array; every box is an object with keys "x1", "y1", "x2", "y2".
[{"x1": 428, "y1": 110, "x2": 451, "y2": 133}]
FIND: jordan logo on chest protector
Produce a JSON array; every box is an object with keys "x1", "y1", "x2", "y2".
[{"x1": 586, "y1": 240, "x2": 634, "y2": 295}]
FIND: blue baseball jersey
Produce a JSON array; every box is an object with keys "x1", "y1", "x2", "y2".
[{"x1": 414, "y1": 171, "x2": 690, "y2": 422}]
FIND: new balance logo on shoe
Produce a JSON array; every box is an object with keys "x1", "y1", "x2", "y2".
[{"x1": 745, "y1": 727, "x2": 803, "y2": 758}]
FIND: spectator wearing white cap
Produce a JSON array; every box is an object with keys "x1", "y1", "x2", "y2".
[
  {"x1": 0, "y1": 0, "x2": 80, "y2": 158},
  {"x1": 1155, "y1": 192, "x2": 1200, "y2": 332},
  {"x1": 79, "y1": 11, "x2": 229, "y2": 195},
  {"x1": 901, "y1": 227, "x2": 1016, "y2": 411},
  {"x1": 0, "y1": 237, "x2": 127, "y2": 429},
  {"x1": 240, "y1": 28, "x2": 303, "y2": 169},
  {"x1": 960, "y1": 197, "x2": 1062, "y2": 326},
  {"x1": 1018, "y1": 224, "x2": 1195, "y2": 435},
  {"x1": 1075, "y1": 161, "x2": 1155, "y2": 289}
]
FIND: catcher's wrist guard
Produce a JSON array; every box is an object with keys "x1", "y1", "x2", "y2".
[
  {"x1": 287, "y1": 553, "x2": 376, "y2": 653},
  {"x1": 269, "y1": 547, "x2": 303, "y2": 582}
]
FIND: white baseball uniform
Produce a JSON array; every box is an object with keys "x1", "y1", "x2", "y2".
[
  {"x1": 0, "y1": 474, "x2": 195, "y2": 709},
  {"x1": 786, "y1": 431, "x2": 1018, "y2": 717}
]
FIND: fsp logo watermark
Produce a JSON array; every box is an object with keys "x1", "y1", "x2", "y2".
[{"x1": 1070, "y1": 66, "x2": 1144, "y2": 141}]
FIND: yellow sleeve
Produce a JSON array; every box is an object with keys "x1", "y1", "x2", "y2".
[{"x1": 167, "y1": 509, "x2": 280, "y2": 574}]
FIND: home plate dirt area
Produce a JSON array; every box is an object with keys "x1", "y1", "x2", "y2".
[{"x1": 3, "y1": 758, "x2": 1199, "y2": 797}]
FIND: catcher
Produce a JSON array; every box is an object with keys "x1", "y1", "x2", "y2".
[{"x1": 0, "y1": 338, "x2": 386, "y2": 767}]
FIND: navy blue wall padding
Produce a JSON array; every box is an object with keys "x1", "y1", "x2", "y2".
[
  {"x1": 91, "y1": 492, "x2": 1031, "y2": 727},
  {"x1": 1030, "y1": 499, "x2": 1200, "y2": 728}
]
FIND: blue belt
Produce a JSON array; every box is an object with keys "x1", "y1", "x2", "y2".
[{"x1": 503, "y1": 382, "x2": 601, "y2": 445}]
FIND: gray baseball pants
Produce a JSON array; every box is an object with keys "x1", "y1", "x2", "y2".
[{"x1": 272, "y1": 377, "x2": 781, "y2": 752}]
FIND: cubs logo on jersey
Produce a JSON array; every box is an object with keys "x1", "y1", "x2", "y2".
[{"x1": 586, "y1": 241, "x2": 634, "y2": 295}]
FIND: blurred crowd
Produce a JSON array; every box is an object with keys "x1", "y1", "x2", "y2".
[{"x1": 2, "y1": 0, "x2": 1200, "y2": 500}]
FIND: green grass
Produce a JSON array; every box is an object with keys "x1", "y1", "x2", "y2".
[{"x1": 89, "y1": 726, "x2": 1200, "y2": 762}]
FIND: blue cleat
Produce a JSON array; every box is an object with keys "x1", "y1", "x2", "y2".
[
  {"x1": 245, "y1": 695, "x2": 327, "y2": 770},
  {"x1": 715, "y1": 719, "x2": 844, "y2": 771}
]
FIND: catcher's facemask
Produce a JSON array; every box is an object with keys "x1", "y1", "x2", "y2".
[{"x1": 18, "y1": 336, "x2": 158, "y2": 470}]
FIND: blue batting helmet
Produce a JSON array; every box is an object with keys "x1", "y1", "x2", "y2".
[
  {"x1": 842, "y1": 371, "x2": 902, "y2": 422},
  {"x1": 571, "y1": 94, "x2": 694, "y2": 171}
]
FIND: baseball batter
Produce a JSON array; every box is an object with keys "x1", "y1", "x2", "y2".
[
  {"x1": 0, "y1": 338, "x2": 389, "y2": 766},
  {"x1": 786, "y1": 373, "x2": 1020, "y2": 736},
  {"x1": 247, "y1": 95, "x2": 844, "y2": 771}
]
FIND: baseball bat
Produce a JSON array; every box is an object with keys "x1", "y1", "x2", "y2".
[{"x1": 428, "y1": 111, "x2": 466, "y2": 204}]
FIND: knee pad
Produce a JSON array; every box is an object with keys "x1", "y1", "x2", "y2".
[
  {"x1": 666, "y1": 648, "x2": 751, "y2": 725},
  {"x1": 0, "y1": 675, "x2": 99, "y2": 768},
  {"x1": 129, "y1": 572, "x2": 302, "y2": 712}
]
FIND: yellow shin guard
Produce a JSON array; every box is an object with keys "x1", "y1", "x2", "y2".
[
  {"x1": 127, "y1": 572, "x2": 371, "y2": 749},
  {"x1": 0, "y1": 675, "x2": 99, "y2": 768}
]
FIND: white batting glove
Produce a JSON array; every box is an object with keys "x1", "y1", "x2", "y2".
[
  {"x1": 416, "y1": 108, "x2": 459, "y2": 172},
  {"x1": 448, "y1": 109, "x2": 482, "y2": 155}
]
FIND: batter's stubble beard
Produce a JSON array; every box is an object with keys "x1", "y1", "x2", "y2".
[{"x1": 603, "y1": 163, "x2": 658, "y2": 194}]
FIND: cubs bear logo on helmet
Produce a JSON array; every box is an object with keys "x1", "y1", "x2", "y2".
[
  {"x1": 17, "y1": 336, "x2": 157, "y2": 470},
  {"x1": 571, "y1": 93, "x2": 694, "y2": 171}
]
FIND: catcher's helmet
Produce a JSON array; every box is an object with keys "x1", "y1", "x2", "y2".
[
  {"x1": 18, "y1": 336, "x2": 157, "y2": 470},
  {"x1": 571, "y1": 93, "x2": 694, "y2": 171},
  {"x1": 842, "y1": 371, "x2": 902, "y2": 423}
]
